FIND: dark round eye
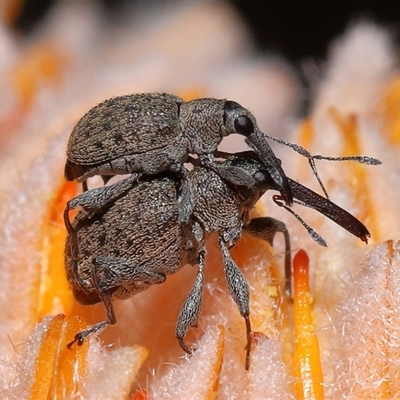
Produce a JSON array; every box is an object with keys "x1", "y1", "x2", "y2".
[{"x1": 234, "y1": 116, "x2": 254, "y2": 136}]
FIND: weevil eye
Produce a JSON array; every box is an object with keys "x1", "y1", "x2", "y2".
[{"x1": 234, "y1": 116, "x2": 254, "y2": 136}]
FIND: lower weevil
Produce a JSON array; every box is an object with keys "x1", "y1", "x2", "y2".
[{"x1": 65, "y1": 152, "x2": 371, "y2": 368}]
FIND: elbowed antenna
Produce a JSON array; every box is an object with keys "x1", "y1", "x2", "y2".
[
  {"x1": 246, "y1": 129, "x2": 293, "y2": 206},
  {"x1": 264, "y1": 133, "x2": 381, "y2": 199}
]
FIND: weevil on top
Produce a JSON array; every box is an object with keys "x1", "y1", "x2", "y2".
[
  {"x1": 63, "y1": 92, "x2": 381, "y2": 368},
  {"x1": 64, "y1": 93, "x2": 292, "y2": 224}
]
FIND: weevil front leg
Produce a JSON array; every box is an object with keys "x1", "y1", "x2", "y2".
[
  {"x1": 243, "y1": 217, "x2": 292, "y2": 297},
  {"x1": 67, "y1": 256, "x2": 166, "y2": 349},
  {"x1": 219, "y1": 236, "x2": 252, "y2": 370},
  {"x1": 200, "y1": 154, "x2": 257, "y2": 188},
  {"x1": 65, "y1": 172, "x2": 142, "y2": 219},
  {"x1": 176, "y1": 248, "x2": 205, "y2": 354},
  {"x1": 64, "y1": 173, "x2": 141, "y2": 266},
  {"x1": 170, "y1": 163, "x2": 203, "y2": 254}
]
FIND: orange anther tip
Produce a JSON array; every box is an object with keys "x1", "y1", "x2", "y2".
[
  {"x1": 132, "y1": 390, "x2": 148, "y2": 400},
  {"x1": 294, "y1": 249, "x2": 309, "y2": 269}
]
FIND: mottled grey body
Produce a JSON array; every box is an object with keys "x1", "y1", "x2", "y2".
[
  {"x1": 64, "y1": 155, "x2": 290, "y2": 368},
  {"x1": 65, "y1": 176, "x2": 193, "y2": 305},
  {"x1": 64, "y1": 151, "x2": 373, "y2": 369},
  {"x1": 65, "y1": 93, "x2": 293, "y2": 224},
  {"x1": 63, "y1": 93, "x2": 378, "y2": 370},
  {"x1": 65, "y1": 94, "x2": 187, "y2": 178}
]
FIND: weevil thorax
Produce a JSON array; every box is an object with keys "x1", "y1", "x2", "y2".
[
  {"x1": 179, "y1": 98, "x2": 259, "y2": 154},
  {"x1": 179, "y1": 98, "x2": 226, "y2": 154}
]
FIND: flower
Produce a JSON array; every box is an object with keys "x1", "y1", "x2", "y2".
[{"x1": 0, "y1": 3, "x2": 399, "y2": 399}]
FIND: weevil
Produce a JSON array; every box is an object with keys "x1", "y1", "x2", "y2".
[
  {"x1": 64, "y1": 93, "x2": 292, "y2": 224},
  {"x1": 64, "y1": 151, "x2": 371, "y2": 369}
]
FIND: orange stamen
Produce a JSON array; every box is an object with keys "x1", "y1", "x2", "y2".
[
  {"x1": 383, "y1": 75, "x2": 400, "y2": 143},
  {"x1": 11, "y1": 43, "x2": 66, "y2": 110},
  {"x1": 329, "y1": 108, "x2": 379, "y2": 240},
  {"x1": 298, "y1": 118, "x2": 314, "y2": 149},
  {"x1": 206, "y1": 324, "x2": 225, "y2": 399},
  {"x1": 38, "y1": 180, "x2": 79, "y2": 318},
  {"x1": 29, "y1": 314, "x2": 88, "y2": 399},
  {"x1": 292, "y1": 249, "x2": 324, "y2": 400}
]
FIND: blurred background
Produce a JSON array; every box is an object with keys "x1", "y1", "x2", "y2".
[
  {"x1": 8, "y1": 0, "x2": 400, "y2": 61},
  {"x1": 1, "y1": 2, "x2": 400, "y2": 398}
]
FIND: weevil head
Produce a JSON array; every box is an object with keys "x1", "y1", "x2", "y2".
[
  {"x1": 222, "y1": 152, "x2": 278, "y2": 192},
  {"x1": 222, "y1": 100, "x2": 259, "y2": 137},
  {"x1": 222, "y1": 100, "x2": 293, "y2": 205}
]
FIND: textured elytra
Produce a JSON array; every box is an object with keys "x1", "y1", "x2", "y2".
[
  {"x1": 67, "y1": 93, "x2": 184, "y2": 165},
  {"x1": 65, "y1": 176, "x2": 194, "y2": 305}
]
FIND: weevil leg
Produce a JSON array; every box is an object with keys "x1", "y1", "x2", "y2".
[
  {"x1": 64, "y1": 206, "x2": 87, "y2": 289},
  {"x1": 66, "y1": 172, "x2": 141, "y2": 217},
  {"x1": 219, "y1": 236, "x2": 252, "y2": 370},
  {"x1": 91, "y1": 256, "x2": 167, "y2": 291},
  {"x1": 170, "y1": 162, "x2": 202, "y2": 252},
  {"x1": 67, "y1": 263, "x2": 117, "y2": 349},
  {"x1": 243, "y1": 217, "x2": 292, "y2": 297},
  {"x1": 200, "y1": 154, "x2": 257, "y2": 188},
  {"x1": 64, "y1": 173, "x2": 142, "y2": 285},
  {"x1": 67, "y1": 255, "x2": 168, "y2": 349},
  {"x1": 82, "y1": 180, "x2": 89, "y2": 192},
  {"x1": 170, "y1": 163, "x2": 194, "y2": 225},
  {"x1": 176, "y1": 248, "x2": 205, "y2": 354}
]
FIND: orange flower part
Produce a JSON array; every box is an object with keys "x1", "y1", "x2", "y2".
[
  {"x1": 38, "y1": 180, "x2": 79, "y2": 319},
  {"x1": 292, "y1": 249, "x2": 325, "y2": 400},
  {"x1": 329, "y1": 108, "x2": 379, "y2": 240},
  {"x1": 11, "y1": 42, "x2": 66, "y2": 110},
  {"x1": 29, "y1": 314, "x2": 88, "y2": 400},
  {"x1": 383, "y1": 75, "x2": 400, "y2": 143}
]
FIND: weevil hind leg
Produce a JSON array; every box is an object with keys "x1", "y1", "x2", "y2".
[
  {"x1": 67, "y1": 256, "x2": 167, "y2": 349},
  {"x1": 219, "y1": 236, "x2": 252, "y2": 369},
  {"x1": 243, "y1": 217, "x2": 292, "y2": 297},
  {"x1": 176, "y1": 249, "x2": 205, "y2": 355},
  {"x1": 64, "y1": 173, "x2": 143, "y2": 287},
  {"x1": 82, "y1": 180, "x2": 89, "y2": 192},
  {"x1": 64, "y1": 206, "x2": 87, "y2": 289}
]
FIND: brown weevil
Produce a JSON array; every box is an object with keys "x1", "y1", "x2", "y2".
[
  {"x1": 64, "y1": 151, "x2": 371, "y2": 369},
  {"x1": 64, "y1": 93, "x2": 292, "y2": 224}
]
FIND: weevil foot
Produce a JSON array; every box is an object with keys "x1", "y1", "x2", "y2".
[{"x1": 177, "y1": 337, "x2": 196, "y2": 355}]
